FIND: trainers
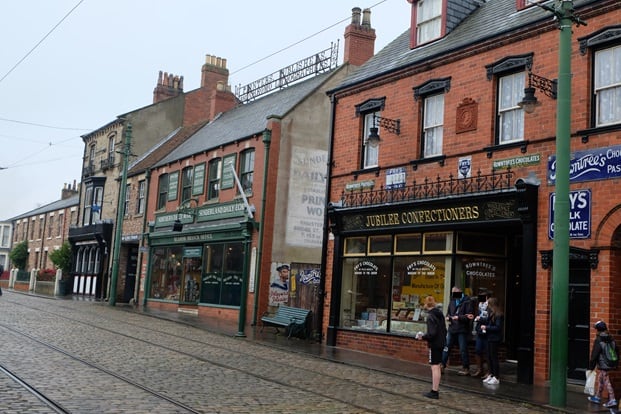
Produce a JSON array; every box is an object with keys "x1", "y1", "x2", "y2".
[
  {"x1": 472, "y1": 368, "x2": 482, "y2": 377},
  {"x1": 604, "y1": 400, "x2": 618, "y2": 408},
  {"x1": 486, "y1": 376, "x2": 500, "y2": 385},
  {"x1": 588, "y1": 396, "x2": 601, "y2": 404},
  {"x1": 423, "y1": 390, "x2": 439, "y2": 399},
  {"x1": 457, "y1": 368, "x2": 470, "y2": 376}
]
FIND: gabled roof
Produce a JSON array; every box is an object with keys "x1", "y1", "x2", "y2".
[
  {"x1": 127, "y1": 120, "x2": 209, "y2": 177},
  {"x1": 9, "y1": 194, "x2": 79, "y2": 221},
  {"x1": 334, "y1": 0, "x2": 595, "y2": 92},
  {"x1": 154, "y1": 70, "x2": 335, "y2": 168}
]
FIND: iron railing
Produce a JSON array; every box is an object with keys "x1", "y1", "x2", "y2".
[{"x1": 340, "y1": 169, "x2": 514, "y2": 208}]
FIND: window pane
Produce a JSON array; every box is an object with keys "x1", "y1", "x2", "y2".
[
  {"x1": 344, "y1": 237, "x2": 367, "y2": 255},
  {"x1": 240, "y1": 150, "x2": 255, "y2": 193},
  {"x1": 157, "y1": 174, "x2": 168, "y2": 210},
  {"x1": 149, "y1": 246, "x2": 183, "y2": 300},
  {"x1": 395, "y1": 234, "x2": 422, "y2": 253},
  {"x1": 201, "y1": 244, "x2": 223, "y2": 304},
  {"x1": 369, "y1": 235, "x2": 392, "y2": 254},
  {"x1": 363, "y1": 112, "x2": 379, "y2": 168},
  {"x1": 498, "y1": 72, "x2": 525, "y2": 143},
  {"x1": 423, "y1": 232, "x2": 452, "y2": 252},
  {"x1": 595, "y1": 46, "x2": 621, "y2": 127},
  {"x1": 208, "y1": 159, "x2": 222, "y2": 200},
  {"x1": 221, "y1": 243, "x2": 243, "y2": 306}
]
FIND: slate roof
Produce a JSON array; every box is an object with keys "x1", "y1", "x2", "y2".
[
  {"x1": 334, "y1": 0, "x2": 595, "y2": 92},
  {"x1": 127, "y1": 120, "x2": 209, "y2": 177},
  {"x1": 154, "y1": 70, "x2": 335, "y2": 168},
  {"x1": 9, "y1": 194, "x2": 79, "y2": 221}
]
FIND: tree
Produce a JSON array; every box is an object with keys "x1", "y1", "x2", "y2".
[
  {"x1": 9, "y1": 240, "x2": 28, "y2": 270},
  {"x1": 49, "y1": 242, "x2": 72, "y2": 274}
]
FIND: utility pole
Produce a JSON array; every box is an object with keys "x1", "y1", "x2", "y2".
[
  {"x1": 549, "y1": 0, "x2": 585, "y2": 407},
  {"x1": 109, "y1": 122, "x2": 132, "y2": 307}
]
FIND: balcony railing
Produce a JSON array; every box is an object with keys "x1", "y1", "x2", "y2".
[{"x1": 340, "y1": 169, "x2": 515, "y2": 208}]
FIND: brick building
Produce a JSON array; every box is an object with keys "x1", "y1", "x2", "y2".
[
  {"x1": 324, "y1": 0, "x2": 621, "y2": 388},
  {"x1": 139, "y1": 8, "x2": 376, "y2": 336},
  {"x1": 10, "y1": 183, "x2": 78, "y2": 273}
]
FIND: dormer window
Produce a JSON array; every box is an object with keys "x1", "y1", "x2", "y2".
[
  {"x1": 416, "y1": 0, "x2": 442, "y2": 45},
  {"x1": 517, "y1": 0, "x2": 544, "y2": 11}
]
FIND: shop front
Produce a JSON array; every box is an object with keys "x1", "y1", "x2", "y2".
[
  {"x1": 146, "y1": 201, "x2": 254, "y2": 326},
  {"x1": 326, "y1": 179, "x2": 539, "y2": 383}
]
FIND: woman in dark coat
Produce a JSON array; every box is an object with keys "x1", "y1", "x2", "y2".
[
  {"x1": 587, "y1": 320, "x2": 617, "y2": 408},
  {"x1": 479, "y1": 297, "x2": 503, "y2": 385},
  {"x1": 416, "y1": 295, "x2": 447, "y2": 399}
]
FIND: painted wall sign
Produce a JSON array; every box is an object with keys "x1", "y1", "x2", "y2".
[
  {"x1": 221, "y1": 154, "x2": 237, "y2": 190},
  {"x1": 548, "y1": 145, "x2": 621, "y2": 184},
  {"x1": 386, "y1": 167, "x2": 406, "y2": 189},
  {"x1": 458, "y1": 156, "x2": 472, "y2": 178},
  {"x1": 548, "y1": 189, "x2": 591, "y2": 239},
  {"x1": 192, "y1": 163, "x2": 206, "y2": 196},
  {"x1": 285, "y1": 146, "x2": 327, "y2": 248},
  {"x1": 168, "y1": 171, "x2": 179, "y2": 201},
  {"x1": 493, "y1": 153, "x2": 541, "y2": 170}
]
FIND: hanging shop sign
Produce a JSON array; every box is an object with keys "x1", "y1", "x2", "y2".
[
  {"x1": 548, "y1": 145, "x2": 621, "y2": 184},
  {"x1": 548, "y1": 189, "x2": 591, "y2": 239}
]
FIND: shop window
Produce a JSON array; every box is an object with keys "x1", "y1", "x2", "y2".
[
  {"x1": 395, "y1": 233, "x2": 422, "y2": 254},
  {"x1": 423, "y1": 232, "x2": 452, "y2": 253},
  {"x1": 340, "y1": 257, "x2": 391, "y2": 332},
  {"x1": 200, "y1": 242, "x2": 243, "y2": 306},
  {"x1": 368, "y1": 235, "x2": 392, "y2": 255},
  {"x1": 148, "y1": 246, "x2": 183, "y2": 300},
  {"x1": 344, "y1": 236, "x2": 367, "y2": 256}
]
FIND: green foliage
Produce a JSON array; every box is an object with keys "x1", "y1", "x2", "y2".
[
  {"x1": 9, "y1": 240, "x2": 29, "y2": 270},
  {"x1": 49, "y1": 242, "x2": 72, "y2": 274}
]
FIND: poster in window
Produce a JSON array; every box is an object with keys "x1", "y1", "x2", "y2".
[
  {"x1": 221, "y1": 153, "x2": 237, "y2": 190},
  {"x1": 168, "y1": 171, "x2": 179, "y2": 201},
  {"x1": 192, "y1": 163, "x2": 205, "y2": 196}
]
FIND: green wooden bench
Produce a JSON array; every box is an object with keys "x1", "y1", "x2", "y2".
[{"x1": 261, "y1": 305, "x2": 312, "y2": 339}]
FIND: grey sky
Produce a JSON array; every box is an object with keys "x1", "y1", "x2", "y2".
[{"x1": 0, "y1": 0, "x2": 410, "y2": 220}]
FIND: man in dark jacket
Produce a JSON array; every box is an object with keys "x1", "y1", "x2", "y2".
[{"x1": 441, "y1": 286, "x2": 474, "y2": 375}]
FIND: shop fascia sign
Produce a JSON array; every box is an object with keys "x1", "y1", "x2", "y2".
[
  {"x1": 341, "y1": 198, "x2": 518, "y2": 231},
  {"x1": 154, "y1": 201, "x2": 246, "y2": 228}
]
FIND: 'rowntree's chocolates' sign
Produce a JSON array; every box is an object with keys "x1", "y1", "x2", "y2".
[{"x1": 548, "y1": 144, "x2": 621, "y2": 184}]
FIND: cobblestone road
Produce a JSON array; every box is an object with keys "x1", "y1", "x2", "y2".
[{"x1": 0, "y1": 292, "x2": 571, "y2": 413}]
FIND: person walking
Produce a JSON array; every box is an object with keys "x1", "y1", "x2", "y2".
[
  {"x1": 441, "y1": 286, "x2": 474, "y2": 375},
  {"x1": 416, "y1": 295, "x2": 447, "y2": 399},
  {"x1": 587, "y1": 320, "x2": 618, "y2": 408},
  {"x1": 472, "y1": 289, "x2": 491, "y2": 377},
  {"x1": 479, "y1": 297, "x2": 503, "y2": 385}
]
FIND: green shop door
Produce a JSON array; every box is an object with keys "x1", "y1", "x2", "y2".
[{"x1": 180, "y1": 247, "x2": 202, "y2": 305}]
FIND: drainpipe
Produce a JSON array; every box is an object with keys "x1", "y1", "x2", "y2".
[
  {"x1": 109, "y1": 122, "x2": 132, "y2": 306},
  {"x1": 251, "y1": 128, "x2": 272, "y2": 326},
  {"x1": 316, "y1": 94, "x2": 337, "y2": 342},
  {"x1": 134, "y1": 168, "x2": 151, "y2": 306}
]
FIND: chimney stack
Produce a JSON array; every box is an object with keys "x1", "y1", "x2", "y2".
[
  {"x1": 153, "y1": 71, "x2": 184, "y2": 103},
  {"x1": 201, "y1": 55, "x2": 229, "y2": 91},
  {"x1": 61, "y1": 181, "x2": 79, "y2": 200},
  {"x1": 343, "y1": 7, "x2": 376, "y2": 66}
]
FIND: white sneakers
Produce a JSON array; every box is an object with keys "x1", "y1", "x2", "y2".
[{"x1": 483, "y1": 375, "x2": 500, "y2": 385}]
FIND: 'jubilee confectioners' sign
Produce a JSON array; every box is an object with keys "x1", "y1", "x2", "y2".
[{"x1": 341, "y1": 199, "x2": 517, "y2": 231}]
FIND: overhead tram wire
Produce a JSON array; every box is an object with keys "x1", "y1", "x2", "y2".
[{"x1": 0, "y1": 0, "x2": 86, "y2": 86}]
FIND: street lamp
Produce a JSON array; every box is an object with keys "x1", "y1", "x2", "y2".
[
  {"x1": 366, "y1": 114, "x2": 401, "y2": 148},
  {"x1": 518, "y1": 71, "x2": 558, "y2": 114},
  {"x1": 528, "y1": 0, "x2": 586, "y2": 408}
]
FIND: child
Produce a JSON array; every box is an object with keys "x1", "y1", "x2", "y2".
[
  {"x1": 588, "y1": 320, "x2": 618, "y2": 408},
  {"x1": 416, "y1": 295, "x2": 447, "y2": 399}
]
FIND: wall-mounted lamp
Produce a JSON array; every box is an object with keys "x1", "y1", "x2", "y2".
[
  {"x1": 366, "y1": 114, "x2": 401, "y2": 148},
  {"x1": 518, "y1": 71, "x2": 558, "y2": 114}
]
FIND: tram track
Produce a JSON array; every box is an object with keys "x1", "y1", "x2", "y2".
[{"x1": 0, "y1": 296, "x2": 553, "y2": 414}]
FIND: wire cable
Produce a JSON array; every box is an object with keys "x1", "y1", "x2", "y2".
[{"x1": 0, "y1": 0, "x2": 86, "y2": 85}]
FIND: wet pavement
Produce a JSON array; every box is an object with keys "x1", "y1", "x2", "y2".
[{"x1": 125, "y1": 303, "x2": 599, "y2": 414}]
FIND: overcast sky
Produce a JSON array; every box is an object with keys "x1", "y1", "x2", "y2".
[{"x1": 0, "y1": 0, "x2": 410, "y2": 220}]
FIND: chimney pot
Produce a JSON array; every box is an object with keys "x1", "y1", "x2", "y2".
[
  {"x1": 351, "y1": 7, "x2": 361, "y2": 25},
  {"x1": 362, "y1": 8, "x2": 371, "y2": 28}
]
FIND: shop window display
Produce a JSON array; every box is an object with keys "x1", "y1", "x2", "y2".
[
  {"x1": 339, "y1": 232, "x2": 506, "y2": 337},
  {"x1": 149, "y1": 246, "x2": 183, "y2": 300}
]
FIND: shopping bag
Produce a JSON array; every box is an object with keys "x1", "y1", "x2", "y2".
[{"x1": 584, "y1": 369, "x2": 596, "y2": 395}]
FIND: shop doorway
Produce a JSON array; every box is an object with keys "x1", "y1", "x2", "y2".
[
  {"x1": 180, "y1": 247, "x2": 202, "y2": 305},
  {"x1": 567, "y1": 249, "x2": 591, "y2": 381}
]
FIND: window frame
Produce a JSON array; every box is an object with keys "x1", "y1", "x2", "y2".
[
  {"x1": 157, "y1": 173, "x2": 169, "y2": 210},
  {"x1": 239, "y1": 149, "x2": 255, "y2": 195},
  {"x1": 497, "y1": 71, "x2": 526, "y2": 144},
  {"x1": 415, "y1": 0, "x2": 442, "y2": 45},
  {"x1": 594, "y1": 44, "x2": 621, "y2": 127},
  {"x1": 207, "y1": 158, "x2": 222, "y2": 201},
  {"x1": 181, "y1": 166, "x2": 194, "y2": 203},
  {"x1": 136, "y1": 180, "x2": 145, "y2": 214}
]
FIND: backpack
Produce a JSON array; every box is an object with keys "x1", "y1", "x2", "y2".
[{"x1": 601, "y1": 340, "x2": 619, "y2": 369}]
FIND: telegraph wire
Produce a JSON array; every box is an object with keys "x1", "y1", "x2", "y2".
[
  {"x1": 0, "y1": 117, "x2": 90, "y2": 131},
  {"x1": 0, "y1": 0, "x2": 86, "y2": 86}
]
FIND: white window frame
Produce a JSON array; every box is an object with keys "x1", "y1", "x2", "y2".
[
  {"x1": 137, "y1": 180, "x2": 145, "y2": 214},
  {"x1": 594, "y1": 45, "x2": 621, "y2": 127},
  {"x1": 416, "y1": 0, "x2": 442, "y2": 45},
  {"x1": 423, "y1": 93, "x2": 444, "y2": 158},
  {"x1": 498, "y1": 72, "x2": 525, "y2": 144},
  {"x1": 362, "y1": 112, "x2": 379, "y2": 169}
]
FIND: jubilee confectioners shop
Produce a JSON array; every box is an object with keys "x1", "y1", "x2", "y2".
[{"x1": 325, "y1": 171, "x2": 542, "y2": 383}]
